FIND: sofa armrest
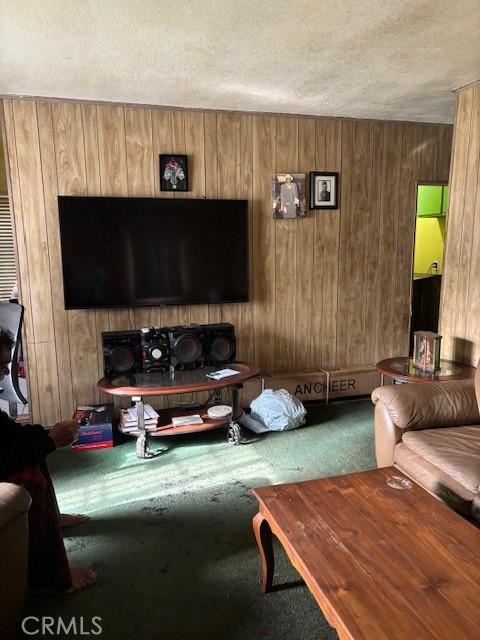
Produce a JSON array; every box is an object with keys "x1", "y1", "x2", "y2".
[
  {"x1": 372, "y1": 401, "x2": 403, "y2": 467},
  {"x1": 0, "y1": 482, "x2": 31, "y2": 638},
  {"x1": 0, "y1": 482, "x2": 31, "y2": 530},
  {"x1": 371, "y1": 378, "x2": 480, "y2": 468}
]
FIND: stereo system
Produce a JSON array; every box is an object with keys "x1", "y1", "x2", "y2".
[
  {"x1": 141, "y1": 327, "x2": 170, "y2": 373},
  {"x1": 102, "y1": 323, "x2": 236, "y2": 376}
]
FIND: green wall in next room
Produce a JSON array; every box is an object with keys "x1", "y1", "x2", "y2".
[
  {"x1": 413, "y1": 184, "x2": 446, "y2": 275},
  {"x1": 414, "y1": 216, "x2": 445, "y2": 275}
]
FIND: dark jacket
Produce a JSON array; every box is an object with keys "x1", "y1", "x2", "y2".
[{"x1": 0, "y1": 410, "x2": 55, "y2": 480}]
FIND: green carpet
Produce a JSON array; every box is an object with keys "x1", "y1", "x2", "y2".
[{"x1": 20, "y1": 399, "x2": 375, "y2": 640}]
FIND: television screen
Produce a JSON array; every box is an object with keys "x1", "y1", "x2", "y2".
[{"x1": 58, "y1": 196, "x2": 249, "y2": 309}]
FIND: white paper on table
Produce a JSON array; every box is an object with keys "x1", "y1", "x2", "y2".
[
  {"x1": 205, "y1": 368, "x2": 240, "y2": 380},
  {"x1": 172, "y1": 415, "x2": 204, "y2": 427}
]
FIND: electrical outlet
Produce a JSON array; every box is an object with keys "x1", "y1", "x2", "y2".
[{"x1": 432, "y1": 260, "x2": 439, "y2": 271}]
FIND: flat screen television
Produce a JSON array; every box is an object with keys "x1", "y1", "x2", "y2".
[{"x1": 58, "y1": 196, "x2": 249, "y2": 309}]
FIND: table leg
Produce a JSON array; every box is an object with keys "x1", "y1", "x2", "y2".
[
  {"x1": 226, "y1": 385, "x2": 260, "y2": 445},
  {"x1": 253, "y1": 512, "x2": 274, "y2": 593},
  {"x1": 133, "y1": 395, "x2": 167, "y2": 459},
  {"x1": 226, "y1": 385, "x2": 242, "y2": 445},
  {"x1": 133, "y1": 395, "x2": 147, "y2": 458}
]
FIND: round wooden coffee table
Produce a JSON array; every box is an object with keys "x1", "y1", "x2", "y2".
[
  {"x1": 376, "y1": 357, "x2": 476, "y2": 385},
  {"x1": 98, "y1": 362, "x2": 260, "y2": 458}
]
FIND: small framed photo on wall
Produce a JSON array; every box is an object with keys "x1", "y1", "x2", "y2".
[
  {"x1": 310, "y1": 172, "x2": 339, "y2": 210},
  {"x1": 160, "y1": 154, "x2": 188, "y2": 191}
]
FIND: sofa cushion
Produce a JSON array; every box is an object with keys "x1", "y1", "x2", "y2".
[
  {"x1": 394, "y1": 442, "x2": 476, "y2": 517},
  {"x1": 402, "y1": 426, "x2": 480, "y2": 494}
]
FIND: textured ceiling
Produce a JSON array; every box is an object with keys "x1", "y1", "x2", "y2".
[{"x1": 1, "y1": 0, "x2": 479, "y2": 123}]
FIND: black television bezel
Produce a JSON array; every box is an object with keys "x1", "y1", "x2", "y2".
[{"x1": 57, "y1": 195, "x2": 250, "y2": 310}]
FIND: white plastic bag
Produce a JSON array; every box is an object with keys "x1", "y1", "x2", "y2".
[{"x1": 241, "y1": 389, "x2": 307, "y2": 434}]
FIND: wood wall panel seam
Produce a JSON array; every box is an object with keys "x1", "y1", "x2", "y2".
[
  {"x1": 31, "y1": 101, "x2": 60, "y2": 422},
  {"x1": 390, "y1": 124, "x2": 404, "y2": 356},
  {"x1": 13, "y1": 99, "x2": 59, "y2": 421},
  {"x1": 438, "y1": 94, "x2": 459, "y2": 335},
  {"x1": 1, "y1": 99, "x2": 40, "y2": 419},
  {"x1": 454, "y1": 85, "x2": 480, "y2": 361},
  {"x1": 13, "y1": 101, "x2": 53, "y2": 342},
  {"x1": 439, "y1": 88, "x2": 474, "y2": 362},
  {"x1": 37, "y1": 100, "x2": 72, "y2": 420},
  {"x1": 362, "y1": 121, "x2": 380, "y2": 362},
  {"x1": 463, "y1": 87, "x2": 480, "y2": 347}
]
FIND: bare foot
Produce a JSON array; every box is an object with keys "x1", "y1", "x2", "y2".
[
  {"x1": 59, "y1": 513, "x2": 90, "y2": 529},
  {"x1": 30, "y1": 567, "x2": 97, "y2": 594},
  {"x1": 66, "y1": 567, "x2": 97, "y2": 592}
]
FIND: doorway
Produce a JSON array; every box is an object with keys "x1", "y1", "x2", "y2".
[{"x1": 409, "y1": 183, "x2": 447, "y2": 351}]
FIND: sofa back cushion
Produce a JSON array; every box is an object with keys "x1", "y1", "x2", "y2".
[{"x1": 371, "y1": 379, "x2": 480, "y2": 432}]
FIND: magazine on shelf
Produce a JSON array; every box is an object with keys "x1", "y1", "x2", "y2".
[
  {"x1": 125, "y1": 404, "x2": 159, "y2": 423},
  {"x1": 120, "y1": 404, "x2": 159, "y2": 432},
  {"x1": 120, "y1": 422, "x2": 159, "y2": 433}
]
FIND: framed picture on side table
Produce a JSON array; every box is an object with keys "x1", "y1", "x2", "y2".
[{"x1": 310, "y1": 172, "x2": 339, "y2": 210}]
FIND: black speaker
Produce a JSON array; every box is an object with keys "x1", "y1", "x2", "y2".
[
  {"x1": 102, "y1": 330, "x2": 143, "y2": 377},
  {"x1": 168, "y1": 325, "x2": 206, "y2": 370},
  {"x1": 203, "y1": 323, "x2": 236, "y2": 365},
  {"x1": 141, "y1": 327, "x2": 170, "y2": 372}
]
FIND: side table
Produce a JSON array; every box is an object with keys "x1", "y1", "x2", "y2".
[{"x1": 376, "y1": 357, "x2": 475, "y2": 385}]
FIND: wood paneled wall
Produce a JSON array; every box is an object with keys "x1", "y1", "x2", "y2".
[
  {"x1": 0, "y1": 138, "x2": 7, "y2": 193},
  {"x1": 1, "y1": 97, "x2": 451, "y2": 423},
  {"x1": 439, "y1": 83, "x2": 480, "y2": 366}
]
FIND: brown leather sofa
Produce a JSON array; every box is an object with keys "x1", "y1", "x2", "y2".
[
  {"x1": 371, "y1": 365, "x2": 480, "y2": 521},
  {"x1": 0, "y1": 482, "x2": 31, "y2": 637}
]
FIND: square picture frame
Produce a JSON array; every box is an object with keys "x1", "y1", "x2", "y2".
[
  {"x1": 160, "y1": 154, "x2": 189, "y2": 192},
  {"x1": 310, "y1": 172, "x2": 339, "y2": 209}
]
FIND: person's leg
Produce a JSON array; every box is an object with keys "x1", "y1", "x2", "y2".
[
  {"x1": 6, "y1": 465, "x2": 96, "y2": 592},
  {"x1": 37, "y1": 461, "x2": 89, "y2": 529},
  {"x1": 59, "y1": 513, "x2": 90, "y2": 528}
]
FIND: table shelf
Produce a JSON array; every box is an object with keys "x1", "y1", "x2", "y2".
[{"x1": 119, "y1": 404, "x2": 243, "y2": 437}]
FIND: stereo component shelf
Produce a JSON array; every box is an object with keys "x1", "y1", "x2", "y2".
[{"x1": 118, "y1": 404, "x2": 243, "y2": 437}]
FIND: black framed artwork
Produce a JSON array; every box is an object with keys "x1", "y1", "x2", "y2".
[
  {"x1": 160, "y1": 154, "x2": 189, "y2": 191},
  {"x1": 310, "y1": 172, "x2": 339, "y2": 209}
]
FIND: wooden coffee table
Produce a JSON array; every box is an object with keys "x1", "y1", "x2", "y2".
[{"x1": 252, "y1": 468, "x2": 480, "y2": 640}]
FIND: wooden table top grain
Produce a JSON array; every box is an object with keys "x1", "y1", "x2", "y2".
[{"x1": 252, "y1": 467, "x2": 480, "y2": 640}]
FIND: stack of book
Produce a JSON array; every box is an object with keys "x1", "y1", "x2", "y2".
[{"x1": 120, "y1": 404, "x2": 159, "y2": 433}]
